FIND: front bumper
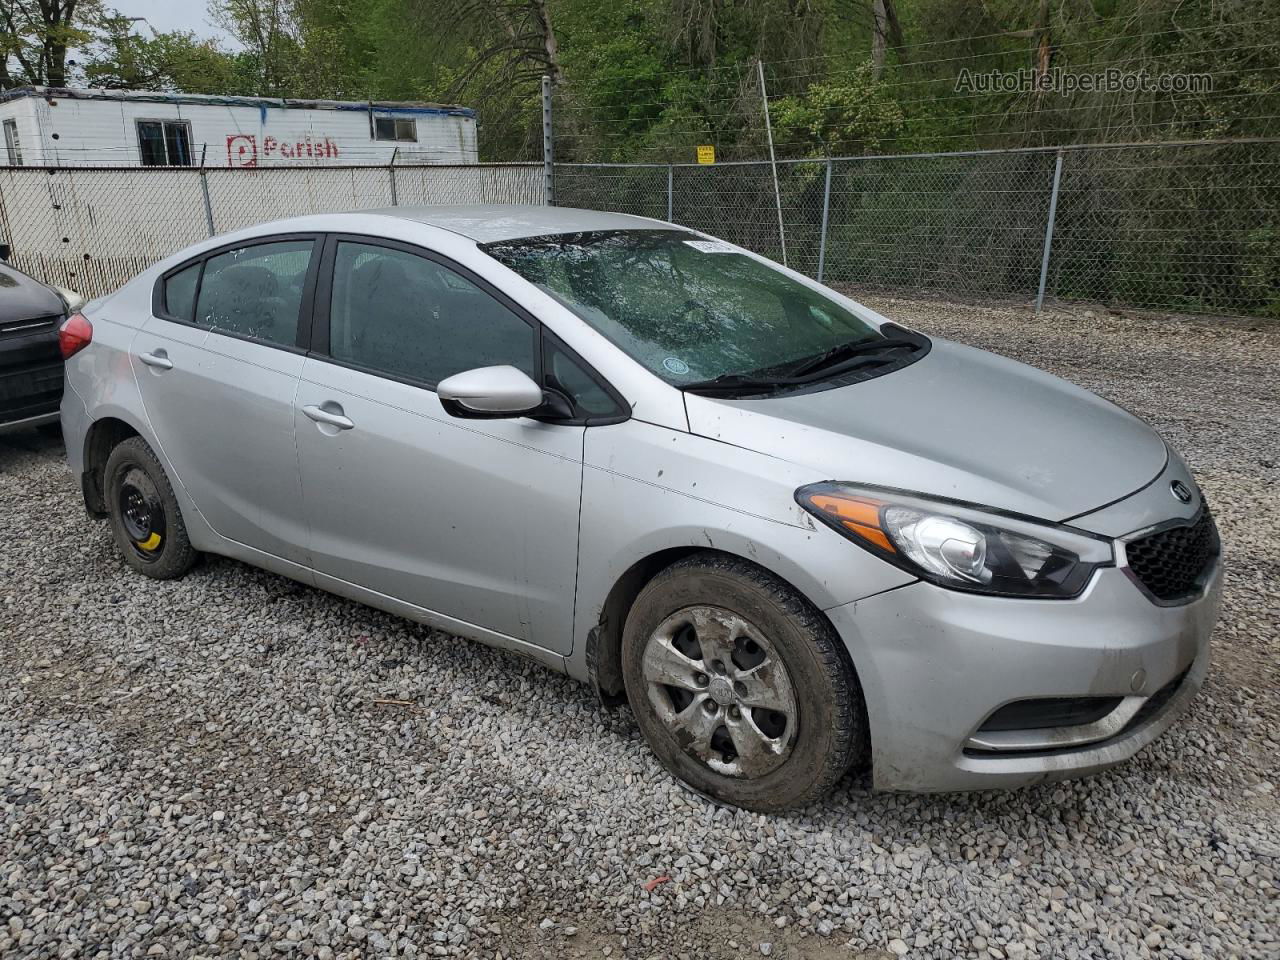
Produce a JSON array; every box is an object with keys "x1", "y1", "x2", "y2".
[
  {"x1": 0, "y1": 327, "x2": 63, "y2": 431},
  {"x1": 828, "y1": 558, "x2": 1222, "y2": 793}
]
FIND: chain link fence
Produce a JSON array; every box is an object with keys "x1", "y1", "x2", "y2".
[
  {"x1": 2, "y1": 142, "x2": 1276, "y2": 317},
  {"x1": 556, "y1": 139, "x2": 1280, "y2": 318},
  {"x1": 0, "y1": 163, "x2": 542, "y2": 298}
]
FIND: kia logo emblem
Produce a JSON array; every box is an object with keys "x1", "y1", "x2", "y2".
[{"x1": 1170, "y1": 480, "x2": 1194, "y2": 504}]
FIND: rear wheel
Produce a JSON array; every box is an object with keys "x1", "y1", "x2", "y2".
[
  {"x1": 104, "y1": 436, "x2": 197, "y2": 579},
  {"x1": 621, "y1": 553, "x2": 866, "y2": 811}
]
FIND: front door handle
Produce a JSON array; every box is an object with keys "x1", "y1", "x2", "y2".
[
  {"x1": 302, "y1": 404, "x2": 354, "y2": 430},
  {"x1": 139, "y1": 350, "x2": 173, "y2": 370}
]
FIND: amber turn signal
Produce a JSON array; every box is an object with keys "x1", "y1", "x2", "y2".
[{"x1": 804, "y1": 493, "x2": 896, "y2": 553}]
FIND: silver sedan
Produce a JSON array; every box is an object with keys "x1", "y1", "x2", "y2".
[{"x1": 58, "y1": 205, "x2": 1221, "y2": 810}]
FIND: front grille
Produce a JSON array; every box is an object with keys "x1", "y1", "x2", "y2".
[
  {"x1": 1125, "y1": 509, "x2": 1220, "y2": 604},
  {"x1": 0, "y1": 314, "x2": 61, "y2": 340},
  {"x1": 0, "y1": 361, "x2": 63, "y2": 418}
]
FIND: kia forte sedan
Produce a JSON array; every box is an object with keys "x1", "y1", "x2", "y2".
[{"x1": 59, "y1": 206, "x2": 1221, "y2": 810}]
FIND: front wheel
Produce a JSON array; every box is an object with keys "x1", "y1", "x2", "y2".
[{"x1": 621, "y1": 553, "x2": 866, "y2": 811}]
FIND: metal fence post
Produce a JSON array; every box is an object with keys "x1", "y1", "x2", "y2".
[
  {"x1": 198, "y1": 145, "x2": 215, "y2": 237},
  {"x1": 666, "y1": 163, "x2": 673, "y2": 221},
  {"x1": 756, "y1": 59, "x2": 788, "y2": 267},
  {"x1": 388, "y1": 147, "x2": 398, "y2": 205},
  {"x1": 1036, "y1": 149, "x2": 1064, "y2": 313},
  {"x1": 817, "y1": 156, "x2": 833, "y2": 282},
  {"x1": 542, "y1": 76, "x2": 555, "y2": 205}
]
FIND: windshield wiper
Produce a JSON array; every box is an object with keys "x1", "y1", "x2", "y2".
[
  {"x1": 783, "y1": 336, "x2": 920, "y2": 379},
  {"x1": 681, "y1": 373, "x2": 792, "y2": 396}
]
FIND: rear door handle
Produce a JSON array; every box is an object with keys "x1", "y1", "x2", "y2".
[
  {"x1": 302, "y1": 404, "x2": 354, "y2": 430},
  {"x1": 139, "y1": 350, "x2": 173, "y2": 370}
]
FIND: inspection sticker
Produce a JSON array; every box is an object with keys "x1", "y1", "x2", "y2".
[
  {"x1": 663, "y1": 357, "x2": 691, "y2": 375},
  {"x1": 683, "y1": 239, "x2": 737, "y2": 254}
]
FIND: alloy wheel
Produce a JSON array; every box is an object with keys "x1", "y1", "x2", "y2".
[{"x1": 641, "y1": 605, "x2": 799, "y2": 778}]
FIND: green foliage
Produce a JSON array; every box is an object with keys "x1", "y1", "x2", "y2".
[
  {"x1": 81, "y1": 17, "x2": 252, "y2": 94},
  {"x1": 770, "y1": 64, "x2": 907, "y2": 156}
]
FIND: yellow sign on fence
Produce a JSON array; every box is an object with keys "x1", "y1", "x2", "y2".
[{"x1": 696, "y1": 145, "x2": 716, "y2": 164}]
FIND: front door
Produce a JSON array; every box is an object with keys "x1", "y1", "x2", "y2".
[
  {"x1": 132, "y1": 236, "x2": 319, "y2": 565},
  {"x1": 294, "y1": 237, "x2": 585, "y2": 652}
]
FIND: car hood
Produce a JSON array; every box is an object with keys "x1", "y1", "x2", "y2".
[
  {"x1": 683, "y1": 338, "x2": 1168, "y2": 523},
  {"x1": 0, "y1": 264, "x2": 65, "y2": 322}
]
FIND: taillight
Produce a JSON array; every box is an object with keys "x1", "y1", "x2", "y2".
[{"x1": 58, "y1": 312, "x2": 93, "y2": 359}]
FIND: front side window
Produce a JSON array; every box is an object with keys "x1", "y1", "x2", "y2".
[
  {"x1": 373, "y1": 117, "x2": 417, "y2": 142},
  {"x1": 328, "y1": 241, "x2": 535, "y2": 385},
  {"x1": 138, "y1": 120, "x2": 193, "y2": 166},
  {"x1": 196, "y1": 240, "x2": 315, "y2": 345},
  {"x1": 484, "y1": 230, "x2": 887, "y2": 386},
  {"x1": 3, "y1": 119, "x2": 22, "y2": 165}
]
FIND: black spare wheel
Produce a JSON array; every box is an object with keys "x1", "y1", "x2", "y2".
[{"x1": 104, "y1": 436, "x2": 197, "y2": 579}]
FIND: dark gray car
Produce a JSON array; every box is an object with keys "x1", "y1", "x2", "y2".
[{"x1": 0, "y1": 256, "x2": 69, "y2": 433}]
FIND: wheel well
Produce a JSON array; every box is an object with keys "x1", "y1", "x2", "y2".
[
  {"x1": 587, "y1": 546, "x2": 873, "y2": 776},
  {"x1": 82, "y1": 417, "x2": 140, "y2": 516},
  {"x1": 586, "y1": 547, "x2": 702, "y2": 705},
  {"x1": 586, "y1": 546, "x2": 855, "y2": 705}
]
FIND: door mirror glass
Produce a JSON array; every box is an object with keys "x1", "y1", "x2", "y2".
[
  {"x1": 0, "y1": 243, "x2": 10, "y2": 260},
  {"x1": 437, "y1": 365, "x2": 544, "y2": 418}
]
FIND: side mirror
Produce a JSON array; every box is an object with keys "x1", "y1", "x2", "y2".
[
  {"x1": 437, "y1": 365, "x2": 544, "y2": 419},
  {"x1": 0, "y1": 243, "x2": 10, "y2": 260}
]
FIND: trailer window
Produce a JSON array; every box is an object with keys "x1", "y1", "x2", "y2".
[
  {"x1": 3, "y1": 120, "x2": 21, "y2": 165},
  {"x1": 137, "y1": 120, "x2": 193, "y2": 166},
  {"x1": 374, "y1": 117, "x2": 417, "y2": 142}
]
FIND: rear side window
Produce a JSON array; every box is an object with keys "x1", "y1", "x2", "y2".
[
  {"x1": 163, "y1": 263, "x2": 201, "y2": 322},
  {"x1": 197, "y1": 240, "x2": 315, "y2": 346}
]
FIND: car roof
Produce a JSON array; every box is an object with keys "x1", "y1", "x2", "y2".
[{"x1": 360, "y1": 204, "x2": 674, "y2": 243}]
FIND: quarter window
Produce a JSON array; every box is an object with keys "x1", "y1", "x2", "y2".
[
  {"x1": 138, "y1": 120, "x2": 193, "y2": 166},
  {"x1": 373, "y1": 117, "x2": 417, "y2": 142},
  {"x1": 163, "y1": 262, "x2": 201, "y2": 321},
  {"x1": 544, "y1": 339, "x2": 622, "y2": 420},
  {"x1": 328, "y1": 241, "x2": 535, "y2": 385},
  {"x1": 196, "y1": 240, "x2": 315, "y2": 346}
]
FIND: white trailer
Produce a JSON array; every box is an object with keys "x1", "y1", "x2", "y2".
[{"x1": 0, "y1": 87, "x2": 478, "y2": 167}]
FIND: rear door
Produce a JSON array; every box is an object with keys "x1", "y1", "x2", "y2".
[
  {"x1": 133, "y1": 235, "x2": 319, "y2": 565},
  {"x1": 293, "y1": 235, "x2": 589, "y2": 652}
]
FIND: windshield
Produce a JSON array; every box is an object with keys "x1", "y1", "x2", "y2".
[{"x1": 483, "y1": 230, "x2": 886, "y2": 386}]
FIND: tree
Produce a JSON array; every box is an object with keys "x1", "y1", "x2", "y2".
[
  {"x1": 80, "y1": 14, "x2": 248, "y2": 93},
  {"x1": 870, "y1": 0, "x2": 903, "y2": 80},
  {"x1": 1, "y1": 0, "x2": 100, "y2": 88},
  {"x1": 209, "y1": 0, "x2": 301, "y2": 95}
]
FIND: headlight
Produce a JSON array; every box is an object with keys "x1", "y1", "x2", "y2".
[{"x1": 795, "y1": 482, "x2": 1113, "y2": 598}]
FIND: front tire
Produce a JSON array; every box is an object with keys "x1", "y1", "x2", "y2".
[
  {"x1": 104, "y1": 436, "x2": 197, "y2": 580},
  {"x1": 621, "y1": 553, "x2": 866, "y2": 812}
]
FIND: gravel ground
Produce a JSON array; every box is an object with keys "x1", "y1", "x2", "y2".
[{"x1": 2, "y1": 299, "x2": 1278, "y2": 960}]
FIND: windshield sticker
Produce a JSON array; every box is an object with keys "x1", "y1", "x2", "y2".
[
  {"x1": 663, "y1": 356, "x2": 691, "y2": 375},
  {"x1": 683, "y1": 239, "x2": 738, "y2": 254}
]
